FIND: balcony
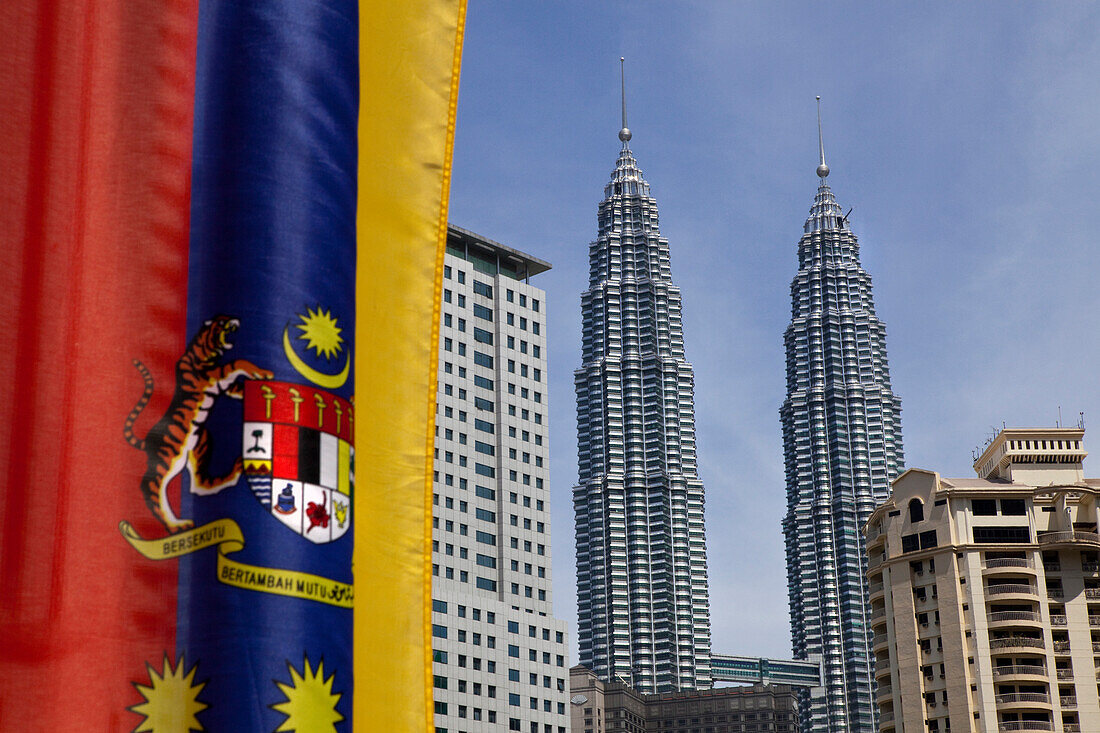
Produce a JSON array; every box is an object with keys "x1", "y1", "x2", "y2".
[
  {"x1": 1085, "y1": 588, "x2": 1100, "y2": 599},
  {"x1": 986, "y1": 583, "x2": 1037, "y2": 597},
  {"x1": 1044, "y1": 562, "x2": 1061, "y2": 572},
  {"x1": 1056, "y1": 668, "x2": 1074, "y2": 680},
  {"x1": 993, "y1": 665, "x2": 1047, "y2": 680},
  {"x1": 985, "y1": 557, "x2": 1034, "y2": 570},
  {"x1": 875, "y1": 684, "x2": 892, "y2": 699},
  {"x1": 1082, "y1": 561, "x2": 1099, "y2": 573},
  {"x1": 988, "y1": 611, "x2": 1042, "y2": 626},
  {"x1": 1038, "y1": 530, "x2": 1100, "y2": 547},
  {"x1": 1052, "y1": 640, "x2": 1070, "y2": 653},
  {"x1": 1050, "y1": 615, "x2": 1068, "y2": 626},
  {"x1": 995, "y1": 692, "x2": 1051, "y2": 706},
  {"x1": 1060, "y1": 696, "x2": 1078, "y2": 708},
  {"x1": 1089, "y1": 616, "x2": 1100, "y2": 627},
  {"x1": 990, "y1": 637, "x2": 1045, "y2": 652},
  {"x1": 998, "y1": 723, "x2": 1054, "y2": 732}
]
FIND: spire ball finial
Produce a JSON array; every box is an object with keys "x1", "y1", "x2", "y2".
[{"x1": 618, "y1": 57, "x2": 631, "y2": 143}]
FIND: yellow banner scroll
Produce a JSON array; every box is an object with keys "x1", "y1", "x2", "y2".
[{"x1": 119, "y1": 519, "x2": 353, "y2": 608}]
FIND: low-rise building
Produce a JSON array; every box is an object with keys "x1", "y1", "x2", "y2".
[
  {"x1": 569, "y1": 666, "x2": 800, "y2": 733},
  {"x1": 865, "y1": 427, "x2": 1100, "y2": 733}
]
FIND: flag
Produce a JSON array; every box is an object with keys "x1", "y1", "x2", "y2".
[{"x1": 0, "y1": 0, "x2": 466, "y2": 729}]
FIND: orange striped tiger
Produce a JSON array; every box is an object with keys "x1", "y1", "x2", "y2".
[{"x1": 124, "y1": 315, "x2": 273, "y2": 533}]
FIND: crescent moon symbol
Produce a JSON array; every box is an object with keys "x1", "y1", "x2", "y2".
[{"x1": 283, "y1": 327, "x2": 350, "y2": 389}]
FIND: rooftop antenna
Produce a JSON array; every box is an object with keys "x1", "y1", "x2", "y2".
[
  {"x1": 816, "y1": 96, "x2": 829, "y2": 179},
  {"x1": 618, "y1": 57, "x2": 631, "y2": 144},
  {"x1": 1058, "y1": 406, "x2": 1063, "y2": 428}
]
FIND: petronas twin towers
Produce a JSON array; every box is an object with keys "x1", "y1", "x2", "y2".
[
  {"x1": 574, "y1": 74, "x2": 902, "y2": 733},
  {"x1": 780, "y1": 134, "x2": 904, "y2": 732},
  {"x1": 574, "y1": 114, "x2": 712, "y2": 692}
]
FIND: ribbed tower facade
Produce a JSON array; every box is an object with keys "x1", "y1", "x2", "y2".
[
  {"x1": 780, "y1": 146, "x2": 904, "y2": 732},
  {"x1": 574, "y1": 116, "x2": 711, "y2": 693}
]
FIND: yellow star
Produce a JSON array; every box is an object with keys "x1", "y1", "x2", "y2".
[
  {"x1": 129, "y1": 653, "x2": 208, "y2": 732},
  {"x1": 295, "y1": 306, "x2": 344, "y2": 360},
  {"x1": 271, "y1": 656, "x2": 344, "y2": 732}
]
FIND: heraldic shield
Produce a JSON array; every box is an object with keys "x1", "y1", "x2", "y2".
[{"x1": 241, "y1": 380, "x2": 353, "y2": 543}]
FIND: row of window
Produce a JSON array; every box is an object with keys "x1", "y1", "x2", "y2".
[
  {"x1": 443, "y1": 291, "x2": 543, "y2": 331},
  {"x1": 440, "y1": 267, "x2": 541, "y2": 312},
  {"x1": 443, "y1": 333, "x2": 542, "y2": 358}
]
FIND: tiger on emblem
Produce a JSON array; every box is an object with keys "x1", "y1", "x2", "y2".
[{"x1": 124, "y1": 315, "x2": 273, "y2": 533}]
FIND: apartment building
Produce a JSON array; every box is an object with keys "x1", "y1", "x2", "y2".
[{"x1": 866, "y1": 427, "x2": 1100, "y2": 733}]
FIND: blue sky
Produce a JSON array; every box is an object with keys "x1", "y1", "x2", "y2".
[{"x1": 447, "y1": 2, "x2": 1100, "y2": 662}]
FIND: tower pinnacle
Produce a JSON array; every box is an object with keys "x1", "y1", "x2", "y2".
[
  {"x1": 618, "y1": 57, "x2": 631, "y2": 143},
  {"x1": 816, "y1": 96, "x2": 829, "y2": 179}
]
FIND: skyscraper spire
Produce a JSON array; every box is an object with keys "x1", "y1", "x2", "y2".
[
  {"x1": 816, "y1": 96, "x2": 829, "y2": 179},
  {"x1": 618, "y1": 57, "x2": 631, "y2": 143},
  {"x1": 781, "y1": 107, "x2": 903, "y2": 733}
]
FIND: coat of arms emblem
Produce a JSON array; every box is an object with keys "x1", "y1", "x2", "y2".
[{"x1": 241, "y1": 380, "x2": 353, "y2": 543}]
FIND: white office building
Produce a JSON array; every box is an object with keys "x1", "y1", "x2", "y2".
[{"x1": 431, "y1": 225, "x2": 570, "y2": 733}]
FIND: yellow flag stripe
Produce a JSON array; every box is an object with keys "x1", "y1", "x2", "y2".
[{"x1": 355, "y1": 2, "x2": 467, "y2": 731}]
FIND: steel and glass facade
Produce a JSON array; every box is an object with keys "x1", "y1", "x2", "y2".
[
  {"x1": 780, "y1": 173, "x2": 904, "y2": 732},
  {"x1": 574, "y1": 135, "x2": 711, "y2": 693}
]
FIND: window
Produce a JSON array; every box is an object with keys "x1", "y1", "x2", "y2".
[
  {"x1": 509, "y1": 668, "x2": 520, "y2": 681},
  {"x1": 1001, "y1": 498, "x2": 1027, "y2": 515},
  {"x1": 476, "y1": 508, "x2": 495, "y2": 522},
  {"x1": 972, "y1": 499, "x2": 997, "y2": 516},
  {"x1": 474, "y1": 328, "x2": 493, "y2": 345},
  {"x1": 475, "y1": 418, "x2": 494, "y2": 433},
  {"x1": 909, "y1": 498, "x2": 924, "y2": 523},
  {"x1": 473, "y1": 281, "x2": 492, "y2": 297},
  {"x1": 476, "y1": 577, "x2": 496, "y2": 591},
  {"x1": 473, "y1": 304, "x2": 492, "y2": 321},
  {"x1": 509, "y1": 694, "x2": 520, "y2": 706},
  {"x1": 508, "y1": 645, "x2": 519, "y2": 658},
  {"x1": 432, "y1": 624, "x2": 447, "y2": 638},
  {"x1": 474, "y1": 376, "x2": 493, "y2": 390},
  {"x1": 474, "y1": 397, "x2": 493, "y2": 412},
  {"x1": 475, "y1": 441, "x2": 494, "y2": 456},
  {"x1": 474, "y1": 351, "x2": 493, "y2": 368},
  {"x1": 433, "y1": 600, "x2": 447, "y2": 613},
  {"x1": 475, "y1": 531, "x2": 495, "y2": 545},
  {"x1": 974, "y1": 526, "x2": 1031, "y2": 543}
]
